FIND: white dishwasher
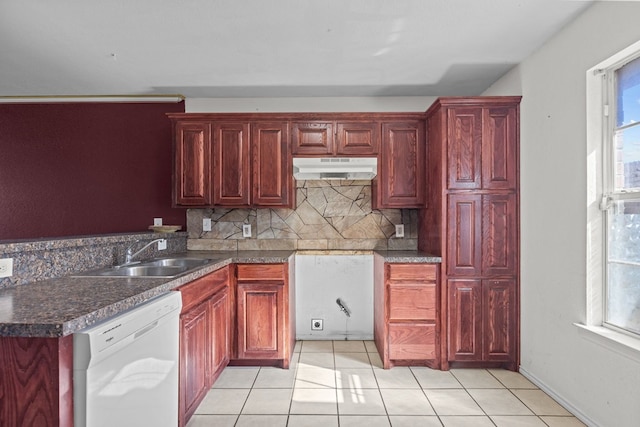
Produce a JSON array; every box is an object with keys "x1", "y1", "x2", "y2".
[{"x1": 73, "y1": 291, "x2": 182, "y2": 427}]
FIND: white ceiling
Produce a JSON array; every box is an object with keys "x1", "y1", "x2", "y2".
[{"x1": 0, "y1": 0, "x2": 593, "y2": 99}]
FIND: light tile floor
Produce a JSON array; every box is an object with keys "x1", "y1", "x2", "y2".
[{"x1": 187, "y1": 341, "x2": 586, "y2": 427}]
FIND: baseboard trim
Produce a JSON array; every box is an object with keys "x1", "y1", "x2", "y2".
[{"x1": 519, "y1": 366, "x2": 598, "y2": 427}]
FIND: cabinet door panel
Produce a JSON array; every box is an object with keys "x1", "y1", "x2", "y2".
[
  {"x1": 448, "y1": 280, "x2": 482, "y2": 361},
  {"x1": 482, "y1": 194, "x2": 517, "y2": 276},
  {"x1": 377, "y1": 121, "x2": 425, "y2": 207},
  {"x1": 388, "y1": 323, "x2": 436, "y2": 360},
  {"x1": 291, "y1": 122, "x2": 333, "y2": 155},
  {"x1": 174, "y1": 121, "x2": 212, "y2": 206},
  {"x1": 180, "y1": 302, "x2": 209, "y2": 421},
  {"x1": 483, "y1": 280, "x2": 516, "y2": 361},
  {"x1": 252, "y1": 122, "x2": 292, "y2": 207},
  {"x1": 213, "y1": 123, "x2": 250, "y2": 206},
  {"x1": 482, "y1": 106, "x2": 518, "y2": 190},
  {"x1": 447, "y1": 108, "x2": 482, "y2": 189},
  {"x1": 388, "y1": 284, "x2": 436, "y2": 321},
  {"x1": 447, "y1": 194, "x2": 482, "y2": 276},
  {"x1": 336, "y1": 122, "x2": 380, "y2": 155},
  {"x1": 237, "y1": 283, "x2": 283, "y2": 359},
  {"x1": 209, "y1": 289, "x2": 230, "y2": 383}
]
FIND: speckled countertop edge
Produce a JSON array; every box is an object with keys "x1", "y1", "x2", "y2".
[{"x1": 0, "y1": 249, "x2": 438, "y2": 338}]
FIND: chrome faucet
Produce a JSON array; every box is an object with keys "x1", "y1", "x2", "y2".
[{"x1": 123, "y1": 238, "x2": 164, "y2": 265}]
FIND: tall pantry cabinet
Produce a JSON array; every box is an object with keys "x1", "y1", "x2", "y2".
[{"x1": 420, "y1": 97, "x2": 521, "y2": 371}]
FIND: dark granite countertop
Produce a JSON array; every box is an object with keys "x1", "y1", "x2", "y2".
[
  {"x1": 374, "y1": 250, "x2": 442, "y2": 263},
  {"x1": 0, "y1": 250, "x2": 294, "y2": 338}
]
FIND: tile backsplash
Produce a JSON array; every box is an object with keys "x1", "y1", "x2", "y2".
[{"x1": 187, "y1": 180, "x2": 418, "y2": 251}]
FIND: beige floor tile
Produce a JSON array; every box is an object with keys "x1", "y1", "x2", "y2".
[
  {"x1": 333, "y1": 340, "x2": 367, "y2": 352},
  {"x1": 423, "y1": 389, "x2": 484, "y2": 416},
  {"x1": 439, "y1": 415, "x2": 495, "y2": 426},
  {"x1": 467, "y1": 389, "x2": 533, "y2": 416},
  {"x1": 374, "y1": 367, "x2": 420, "y2": 388},
  {"x1": 299, "y1": 351, "x2": 335, "y2": 368},
  {"x1": 336, "y1": 368, "x2": 379, "y2": 389},
  {"x1": 450, "y1": 369, "x2": 504, "y2": 388},
  {"x1": 539, "y1": 416, "x2": 588, "y2": 426},
  {"x1": 287, "y1": 414, "x2": 340, "y2": 426},
  {"x1": 195, "y1": 388, "x2": 250, "y2": 414},
  {"x1": 253, "y1": 366, "x2": 297, "y2": 388},
  {"x1": 491, "y1": 416, "x2": 548, "y2": 426},
  {"x1": 489, "y1": 369, "x2": 538, "y2": 389},
  {"x1": 301, "y1": 340, "x2": 334, "y2": 352},
  {"x1": 186, "y1": 414, "x2": 237, "y2": 427},
  {"x1": 235, "y1": 414, "x2": 288, "y2": 427},
  {"x1": 296, "y1": 366, "x2": 337, "y2": 388},
  {"x1": 368, "y1": 351, "x2": 385, "y2": 369},
  {"x1": 364, "y1": 340, "x2": 378, "y2": 353},
  {"x1": 294, "y1": 340, "x2": 303, "y2": 353},
  {"x1": 211, "y1": 366, "x2": 259, "y2": 388},
  {"x1": 388, "y1": 415, "x2": 443, "y2": 427},
  {"x1": 290, "y1": 388, "x2": 338, "y2": 414},
  {"x1": 380, "y1": 388, "x2": 435, "y2": 415},
  {"x1": 340, "y1": 415, "x2": 392, "y2": 426},
  {"x1": 411, "y1": 367, "x2": 463, "y2": 389},
  {"x1": 337, "y1": 388, "x2": 386, "y2": 415},
  {"x1": 241, "y1": 388, "x2": 292, "y2": 414},
  {"x1": 512, "y1": 389, "x2": 572, "y2": 416},
  {"x1": 335, "y1": 352, "x2": 373, "y2": 368}
]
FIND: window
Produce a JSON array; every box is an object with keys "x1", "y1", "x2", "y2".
[{"x1": 604, "y1": 55, "x2": 640, "y2": 336}]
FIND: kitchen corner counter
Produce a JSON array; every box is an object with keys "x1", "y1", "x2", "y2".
[
  {"x1": 0, "y1": 250, "x2": 294, "y2": 338},
  {"x1": 374, "y1": 250, "x2": 442, "y2": 263}
]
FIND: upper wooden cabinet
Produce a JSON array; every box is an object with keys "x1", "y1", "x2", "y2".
[
  {"x1": 291, "y1": 120, "x2": 379, "y2": 156},
  {"x1": 252, "y1": 122, "x2": 292, "y2": 207},
  {"x1": 373, "y1": 121, "x2": 426, "y2": 208},
  {"x1": 446, "y1": 104, "x2": 518, "y2": 190},
  {"x1": 213, "y1": 122, "x2": 251, "y2": 206},
  {"x1": 173, "y1": 121, "x2": 212, "y2": 207}
]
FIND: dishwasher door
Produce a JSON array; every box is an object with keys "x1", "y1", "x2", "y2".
[{"x1": 73, "y1": 292, "x2": 182, "y2": 427}]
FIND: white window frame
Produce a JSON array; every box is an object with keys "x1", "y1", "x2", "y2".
[{"x1": 581, "y1": 39, "x2": 640, "y2": 361}]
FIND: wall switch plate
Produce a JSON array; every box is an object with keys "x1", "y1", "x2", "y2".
[
  {"x1": 154, "y1": 218, "x2": 163, "y2": 226},
  {"x1": 0, "y1": 258, "x2": 14, "y2": 278},
  {"x1": 311, "y1": 319, "x2": 323, "y2": 331},
  {"x1": 395, "y1": 224, "x2": 405, "y2": 238},
  {"x1": 202, "y1": 218, "x2": 212, "y2": 232},
  {"x1": 242, "y1": 224, "x2": 251, "y2": 238},
  {"x1": 158, "y1": 239, "x2": 167, "y2": 251}
]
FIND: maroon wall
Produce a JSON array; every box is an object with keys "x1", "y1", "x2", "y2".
[{"x1": 0, "y1": 102, "x2": 186, "y2": 240}]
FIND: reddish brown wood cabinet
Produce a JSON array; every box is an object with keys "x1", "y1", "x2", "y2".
[
  {"x1": 252, "y1": 122, "x2": 292, "y2": 207},
  {"x1": 178, "y1": 267, "x2": 231, "y2": 427},
  {"x1": 173, "y1": 121, "x2": 213, "y2": 206},
  {"x1": 213, "y1": 122, "x2": 251, "y2": 206},
  {"x1": 421, "y1": 97, "x2": 520, "y2": 371},
  {"x1": 233, "y1": 263, "x2": 295, "y2": 369},
  {"x1": 373, "y1": 121, "x2": 426, "y2": 208},
  {"x1": 374, "y1": 257, "x2": 440, "y2": 369},
  {"x1": 291, "y1": 120, "x2": 379, "y2": 156}
]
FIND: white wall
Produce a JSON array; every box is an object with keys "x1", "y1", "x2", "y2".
[{"x1": 483, "y1": 2, "x2": 640, "y2": 426}]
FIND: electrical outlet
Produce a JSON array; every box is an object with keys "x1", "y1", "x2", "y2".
[
  {"x1": 242, "y1": 224, "x2": 251, "y2": 238},
  {"x1": 203, "y1": 218, "x2": 212, "y2": 232},
  {"x1": 154, "y1": 217, "x2": 163, "y2": 226},
  {"x1": 395, "y1": 224, "x2": 405, "y2": 238},
  {"x1": 158, "y1": 239, "x2": 167, "y2": 251},
  {"x1": 311, "y1": 319, "x2": 323, "y2": 331},
  {"x1": 0, "y1": 258, "x2": 14, "y2": 278}
]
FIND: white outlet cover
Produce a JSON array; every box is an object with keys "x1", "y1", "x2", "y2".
[
  {"x1": 0, "y1": 258, "x2": 14, "y2": 278},
  {"x1": 158, "y1": 239, "x2": 167, "y2": 250},
  {"x1": 154, "y1": 217, "x2": 163, "y2": 226},
  {"x1": 395, "y1": 224, "x2": 405, "y2": 238},
  {"x1": 203, "y1": 218, "x2": 212, "y2": 231},
  {"x1": 242, "y1": 224, "x2": 251, "y2": 237}
]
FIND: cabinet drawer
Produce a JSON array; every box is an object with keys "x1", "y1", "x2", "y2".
[
  {"x1": 388, "y1": 323, "x2": 436, "y2": 360},
  {"x1": 237, "y1": 264, "x2": 285, "y2": 281},
  {"x1": 388, "y1": 264, "x2": 437, "y2": 281},
  {"x1": 388, "y1": 284, "x2": 436, "y2": 320},
  {"x1": 179, "y1": 267, "x2": 229, "y2": 313}
]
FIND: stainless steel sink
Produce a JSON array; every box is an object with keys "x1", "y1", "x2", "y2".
[{"x1": 74, "y1": 257, "x2": 211, "y2": 278}]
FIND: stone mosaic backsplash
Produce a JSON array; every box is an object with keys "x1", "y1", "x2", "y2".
[
  {"x1": 0, "y1": 232, "x2": 187, "y2": 288},
  {"x1": 187, "y1": 180, "x2": 418, "y2": 251}
]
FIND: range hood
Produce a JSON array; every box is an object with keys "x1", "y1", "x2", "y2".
[{"x1": 293, "y1": 157, "x2": 378, "y2": 180}]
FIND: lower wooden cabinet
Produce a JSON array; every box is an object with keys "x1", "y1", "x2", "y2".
[
  {"x1": 374, "y1": 256, "x2": 440, "y2": 369},
  {"x1": 448, "y1": 279, "x2": 516, "y2": 368},
  {"x1": 233, "y1": 263, "x2": 295, "y2": 369},
  {"x1": 178, "y1": 267, "x2": 230, "y2": 427}
]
